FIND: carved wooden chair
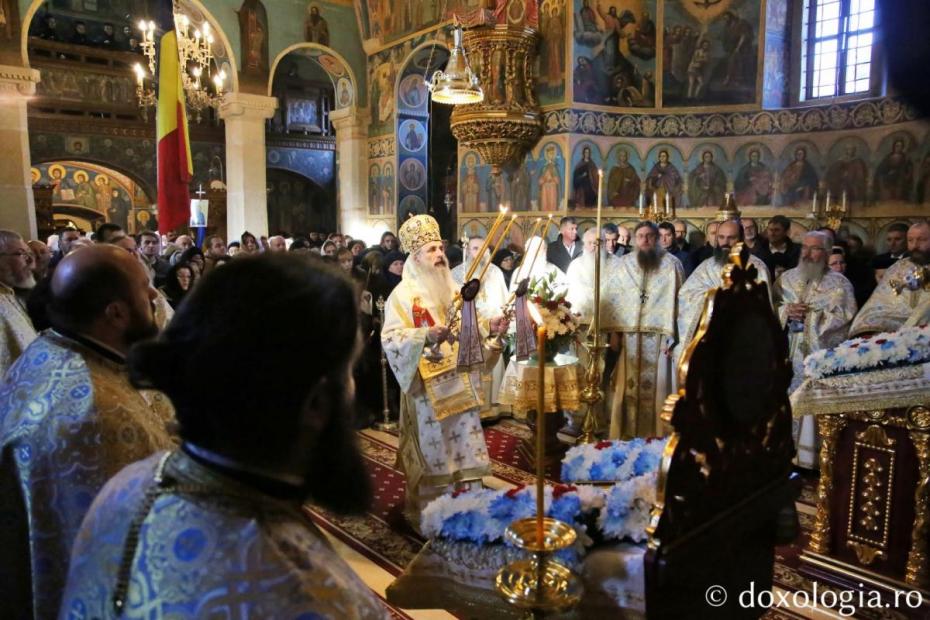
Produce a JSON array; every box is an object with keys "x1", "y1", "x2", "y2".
[{"x1": 643, "y1": 244, "x2": 800, "y2": 618}]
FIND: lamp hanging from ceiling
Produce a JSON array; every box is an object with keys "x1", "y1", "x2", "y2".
[{"x1": 427, "y1": 24, "x2": 483, "y2": 105}]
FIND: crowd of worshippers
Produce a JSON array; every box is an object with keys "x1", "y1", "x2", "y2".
[{"x1": 0, "y1": 214, "x2": 928, "y2": 617}]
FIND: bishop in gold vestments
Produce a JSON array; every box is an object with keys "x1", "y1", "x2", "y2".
[
  {"x1": 0, "y1": 331, "x2": 175, "y2": 619},
  {"x1": 608, "y1": 223, "x2": 684, "y2": 439},
  {"x1": 382, "y1": 216, "x2": 506, "y2": 524}
]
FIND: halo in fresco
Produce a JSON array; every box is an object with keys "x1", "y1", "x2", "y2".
[{"x1": 399, "y1": 158, "x2": 426, "y2": 191}]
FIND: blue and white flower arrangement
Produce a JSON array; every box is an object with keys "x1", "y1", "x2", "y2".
[
  {"x1": 803, "y1": 324, "x2": 930, "y2": 380},
  {"x1": 421, "y1": 483, "x2": 604, "y2": 546},
  {"x1": 561, "y1": 437, "x2": 669, "y2": 483},
  {"x1": 422, "y1": 475, "x2": 658, "y2": 548}
]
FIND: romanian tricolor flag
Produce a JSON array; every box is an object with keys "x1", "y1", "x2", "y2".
[{"x1": 155, "y1": 0, "x2": 192, "y2": 234}]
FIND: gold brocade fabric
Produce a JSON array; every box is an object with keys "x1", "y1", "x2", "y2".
[
  {"x1": 790, "y1": 363, "x2": 930, "y2": 416},
  {"x1": 0, "y1": 283, "x2": 37, "y2": 378},
  {"x1": 611, "y1": 252, "x2": 684, "y2": 338},
  {"x1": 850, "y1": 259, "x2": 930, "y2": 337},
  {"x1": 497, "y1": 354, "x2": 582, "y2": 417},
  {"x1": 566, "y1": 253, "x2": 624, "y2": 331},
  {"x1": 0, "y1": 331, "x2": 176, "y2": 620}
]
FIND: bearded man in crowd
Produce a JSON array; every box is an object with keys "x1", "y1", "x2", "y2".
[
  {"x1": 850, "y1": 221, "x2": 930, "y2": 335},
  {"x1": 609, "y1": 221, "x2": 684, "y2": 439},
  {"x1": 774, "y1": 230, "x2": 857, "y2": 468},
  {"x1": 675, "y1": 220, "x2": 771, "y2": 370},
  {"x1": 382, "y1": 215, "x2": 509, "y2": 525},
  {"x1": 452, "y1": 235, "x2": 510, "y2": 420}
]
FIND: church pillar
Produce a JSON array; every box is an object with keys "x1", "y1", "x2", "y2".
[
  {"x1": 330, "y1": 106, "x2": 369, "y2": 235},
  {"x1": 219, "y1": 93, "x2": 277, "y2": 239},
  {"x1": 0, "y1": 65, "x2": 40, "y2": 239}
]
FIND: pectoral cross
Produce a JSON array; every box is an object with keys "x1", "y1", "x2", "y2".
[{"x1": 639, "y1": 289, "x2": 649, "y2": 305}]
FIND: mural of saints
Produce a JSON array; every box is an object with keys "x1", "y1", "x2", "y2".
[
  {"x1": 734, "y1": 148, "x2": 773, "y2": 206},
  {"x1": 572, "y1": 146, "x2": 599, "y2": 208},
  {"x1": 644, "y1": 149, "x2": 682, "y2": 205},
  {"x1": 873, "y1": 139, "x2": 914, "y2": 202},
  {"x1": 305, "y1": 5, "x2": 330, "y2": 45},
  {"x1": 779, "y1": 147, "x2": 818, "y2": 206},
  {"x1": 687, "y1": 150, "x2": 726, "y2": 207},
  {"x1": 918, "y1": 153, "x2": 930, "y2": 205},
  {"x1": 538, "y1": 145, "x2": 562, "y2": 212},
  {"x1": 825, "y1": 144, "x2": 868, "y2": 206},
  {"x1": 461, "y1": 153, "x2": 481, "y2": 212},
  {"x1": 608, "y1": 148, "x2": 641, "y2": 207},
  {"x1": 539, "y1": 0, "x2": 565, "y2": 101}
]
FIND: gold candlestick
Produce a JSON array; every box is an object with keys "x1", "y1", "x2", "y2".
[
  {"x1": 464, "y1": 207, "x2": 507, "y2": 282},
  {"x1": 374, "y1": 296, "x2": 398, "y2": 432},
  {"x1": 496, "y1": 302, "x2": 582, "y2": 613},
  {"x1": 477, "y1": 214, "x2": 518, "y2": 283}
]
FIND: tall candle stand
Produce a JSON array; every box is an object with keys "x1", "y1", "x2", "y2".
[
  {"x1": 496, "y1": 303, "x2": 582, "y2": 613},
  {"x1": 374, "y1": 296, "x2": 398, "y2": 433}
]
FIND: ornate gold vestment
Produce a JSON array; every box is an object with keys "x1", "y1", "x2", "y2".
[
  {"x1": 0, "y1": 283, "x2": 37, "y2": 377},
  {"x1": 850, "y1": 259, "x2": 929, "y2": 336}
]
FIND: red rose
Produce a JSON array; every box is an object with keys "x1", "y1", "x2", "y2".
[
  {"x1": 552, "y1": 484, "x2": 578, "y2": 499},
  {"x1": 595, "y1": 440, "x2": 614, "y2": 449},
  {"x1": 505, "y1": 484, "x2": 526, "y2": 499},
  {"x1": 876, "y1": 339, "x2": 887, "y2": 344}
]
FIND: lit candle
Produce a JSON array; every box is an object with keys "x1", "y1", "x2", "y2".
[
  {"x1": 841, "y1": 190, "x2": 848, "y2": 213},
  {"x1": 811, "y1": 191, "x2": 818, "y2": 215},
  {"x1": 464, "y1": 207, "x2": 507, "y2": 281},
  {"x1": 724, "y1": 191, "x2": 730, "y2": 208},
  {"x1": 527, "y1": 302, "x2": 547, "y2": 547},
  {"x1": 596, "y1": 169, "x2": 604, "y2": 232},
  {"x1": 825, "y1": 190, "x2": 831, "y2": 212},
  {"x1": 477, "y1": 214, "x2": 518, "y2": 282},
  {"x1": 652, "y1": 191, "x2": 658, "y2": 217},
  {"x1": 638, "y1": 191, "x2": 645, "y2": 217},
  {"x1": 664, "y1": 191, "x2": 671, "y2": 216}
]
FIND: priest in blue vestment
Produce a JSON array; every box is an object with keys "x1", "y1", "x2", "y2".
[
  {"x1": 0, "y1": 245, "x2": 176, "y2": 620},
  {"x1": 59, "y1": 255, "x2": 388, "y2": 619}
]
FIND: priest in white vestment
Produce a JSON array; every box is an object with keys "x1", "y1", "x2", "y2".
[
  {"x1": 452, "y1": 236, "x2": 509, "y2": 420},
  {"x1": 382, "y1": 215, "x2": 508, "y2": 524},
  {"x1": 849, "y1": 222, "x2": 930, "y2": 336},
  {"x1": 608, "y1": 222, "x2": 684, "y2": 439},
  {"x1": 509, "y1": 235, "x2": 567, "y2": 296},
  {"x1": 774, "y1": 231, "x2": 857, "y2": 468},
  {"x1": 675, "y1": 220, "x2": 772, "y2": 371}
]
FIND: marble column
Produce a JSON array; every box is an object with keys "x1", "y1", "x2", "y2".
[
  {"x1": 330, "y1": 106, "x2": 369, "y2": 235},
  {"x1": 219, "y1": 93, "x2": 277, "y2": 239},
  {"x1": 0, "y1": 65, "x2": 40, "y2": 239}
]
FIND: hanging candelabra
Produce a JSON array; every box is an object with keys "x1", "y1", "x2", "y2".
[{"x1": 132, "y1": 9, "x2": 226, "y2": 123}]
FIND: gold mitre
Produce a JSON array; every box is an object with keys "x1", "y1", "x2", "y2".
[{"x1": 399, "y1": 214, "x2": 441, "y2": 254}]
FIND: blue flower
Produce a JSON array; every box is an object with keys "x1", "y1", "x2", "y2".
[{"x1": 549, "y1": 494, "x2": 582, "y2": 524}]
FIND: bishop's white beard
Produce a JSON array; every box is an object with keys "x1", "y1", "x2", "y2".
[
  {"x1": 799, "y1": 257, "x2": 827, "y2": 283},
  {"x1": 404, "y1": 254, "x2": 456, "y2": 317}
]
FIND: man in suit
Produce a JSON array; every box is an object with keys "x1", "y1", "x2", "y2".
[
  {"x1": 547, "y1": 216, "x2": 583, "y2": 273},
  {"x1": 870, "y1": 222, "x2": 910, "y2": 282},
  {"x1": 757, "y1": 215, "x2": 801, "y2": 279},
  {"x1": 602, "y1": 223, "x2": 626, "y2": 256}
]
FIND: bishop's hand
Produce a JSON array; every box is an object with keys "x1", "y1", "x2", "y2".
[
  {"x1": 427, "y1": 325, "x2": 451, "y2": 345},
  {"x1": 489, "y1": 315, "x2": 510, "y2": 336}
]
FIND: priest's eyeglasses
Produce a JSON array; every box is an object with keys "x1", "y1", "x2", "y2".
[{"x1": 0, "y1": 251, "x2": 34, "y2": 262}]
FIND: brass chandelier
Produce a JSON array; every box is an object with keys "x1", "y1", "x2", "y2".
[
  {"x1": 427, "y1": 24, "x2": 483, "y2": 105},
  {"x1": 132, "y1": 10, "x2": 226, "y2": 123}
]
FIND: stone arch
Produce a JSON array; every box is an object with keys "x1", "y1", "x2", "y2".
[
  {"x1": 267, "y1": 42, "x2": 357, "y2": 110},
  {"x1": 19, "y1": 0, "x2": 240, "y2": 93}
]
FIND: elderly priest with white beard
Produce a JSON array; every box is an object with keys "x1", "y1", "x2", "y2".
[
  {"x1": 382, "y1": 215, "x2": 509, "y2": 525},
  {"x1": 608, "y1": 221, "x2": 684, "y2": 440},
  {"x1": 773, "y1": 230, "x2": 857, "y2": 468}
]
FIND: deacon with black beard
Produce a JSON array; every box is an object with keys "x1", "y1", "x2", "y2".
[
  {"x1": 850, "y1": 221, "x2": 930, "y2": 336},
  {"x1": 58, "y1": 256, "x2": 387, "y2": 618},
  {"x1": 774, "y1": 231, "x2": 857, "y2": 468},
  {"x1": 674, "y1": 219, "x2": 772, "y2": 372},
  {"x1": 607, "y1": 221, "x2": 684, "y2": 439}
]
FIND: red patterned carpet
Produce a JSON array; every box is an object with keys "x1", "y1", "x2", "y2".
[{"x1": 305, "y1": 420, "x2": 829, "y2": 619}]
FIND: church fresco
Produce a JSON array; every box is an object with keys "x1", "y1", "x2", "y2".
[
  {"x1": 872, "y1": 131, "x2": 917, "y2": 204},
  {"x1": 605, "y1": 143, "x2": 643, "y2": 207},
  {"x1": 538, "y1": 0, "x2": 567, "y2": 105},
  {"x1": 569, "y1": 140, "x2": 605, "y2": 209},
  {"x1": 824, "y1": 137, "x2": 870, "y2": 209},
  {"x1": 662, "y1": 0, "x2": 762, "y2": 107},
  {"x1": 776, "y1": 141, "x2": 822, "y2": 208},
  {"x1": 685, "y1": 143, "x2": 728, "y2": 208},
  {"x1": 32, "y1": 161, "x2": 152, "y2": 233},
  {"x1": 571, "y1": 0, "x2": 657, "y2": 107},
  {"x1": 358, "y1": 0, "x2": 472, "y2": 46},
  {"x1": 732, "y1": 142, "x2": 776, "y2": 207},
  {"x1": 642, "y1": 143, "x2": 685, "y2": 207}
]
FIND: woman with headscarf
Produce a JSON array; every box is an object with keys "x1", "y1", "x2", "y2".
[
  {"x1": 493, "y1": 248, "x2": 517, "y2": 288},
  {"x1": 160, "y1": 262, "x2": 194, "y2": 309},
  {"x1": 177, "y1": 246, "x2": 206, "y2": 281}
]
